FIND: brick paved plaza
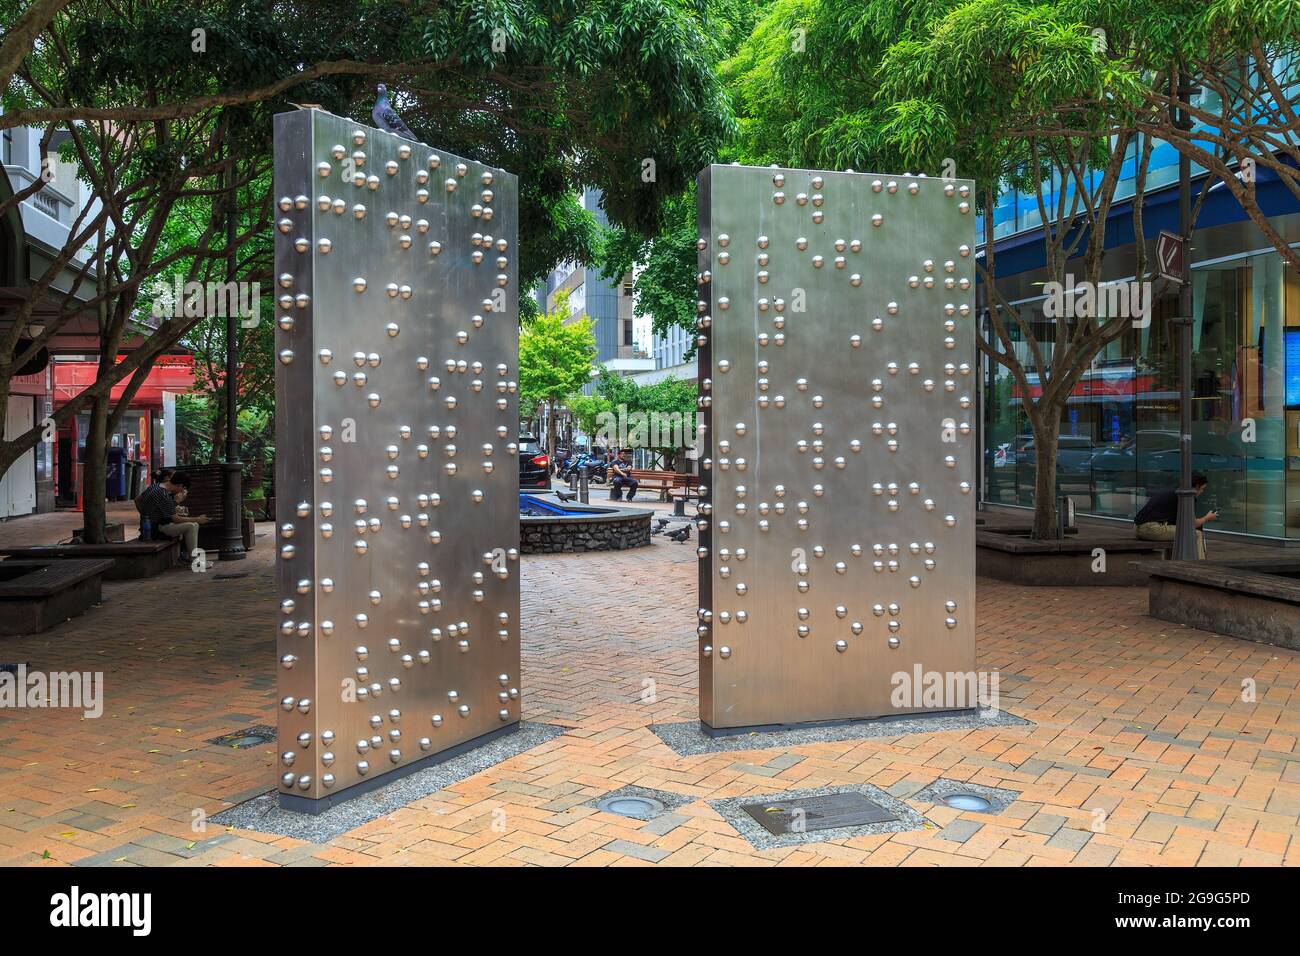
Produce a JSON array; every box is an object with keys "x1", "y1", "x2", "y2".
[{"x1": 0, "y1": 504, "x2": 1296, "y2": 868}]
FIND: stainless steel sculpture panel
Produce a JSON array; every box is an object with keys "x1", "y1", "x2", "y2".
[
  {"x1": 273, "y1": 109, "x2": 520, "y2": 808},
  {"x1": 696, "y1": 165, "x2": 976, "y2": 730}
]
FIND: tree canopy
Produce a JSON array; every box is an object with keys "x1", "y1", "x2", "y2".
[
  {"x1": 569, "y1": 367, "x2": 699, "y2": 466},
  {"x1": 518, "y1": 292, "x2": 597, "y2": 454},
  {"x1": 0, "y1": 0, "x2": 736, "y2": 535}
]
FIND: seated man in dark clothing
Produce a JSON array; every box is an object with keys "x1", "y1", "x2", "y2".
[
  {"x1": 138, "y1": 470, "x2": 210, "y2": 565},
  {"x1": 134, "y1": 467, "x2": 172, "y2": 518},
  {"x1": 1134, "y1": 471, "x2": 1217, "y2": 559},
  {"x1": 609, "y1": 448, "x2": 638, "y2": 501}
]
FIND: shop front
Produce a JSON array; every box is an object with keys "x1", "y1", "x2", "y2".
[
  {"x1": 51, "y1": 354, "x2": 195, "y2": 506},
  {"x1": 984, "y1": 249, "x2": 1300, "y2": 541}
]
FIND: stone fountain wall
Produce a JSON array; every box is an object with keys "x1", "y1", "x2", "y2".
[{"x1": 520, "y1": 512, "x2": 651, "y2": 553}]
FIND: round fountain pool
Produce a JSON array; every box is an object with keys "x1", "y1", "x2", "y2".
[{"x1": 519, "y1": 493, "x2": 651, "y2": 553}]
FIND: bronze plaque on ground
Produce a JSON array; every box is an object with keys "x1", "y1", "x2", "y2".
[{"x1": 740, "y1": 791, "x2": 899, "y2": 835}]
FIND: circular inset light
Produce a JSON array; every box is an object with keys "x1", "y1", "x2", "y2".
[{"x1": 943, "y1": 793, "x2": 992, "y2": 812}]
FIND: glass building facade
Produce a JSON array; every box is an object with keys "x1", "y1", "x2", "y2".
[
  {"x1": 977, "y1": 106, "x2": 1300, "y2": 540},
  {"x1": 983, "y1": 251, "x2": 1300, "y2": 539}
]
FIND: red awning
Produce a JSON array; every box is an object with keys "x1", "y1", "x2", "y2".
[{"x1": 53, "y1": 355, "x2": 197, "y2": 410}]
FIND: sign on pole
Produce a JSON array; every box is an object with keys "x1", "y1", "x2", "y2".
[{"x1": 1155, "y1": 230, "x2": 1185, "y2": 283}]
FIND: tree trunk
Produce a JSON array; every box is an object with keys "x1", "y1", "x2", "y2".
[
  {"x1": 545, "y1": 398, "x2": 557, "y2": 462},
  {"x1": 81, "y1": 393, "x2": 110, "y2": 544},
  {"x1": 0, "y1": 443, "x2": 22, "y2": 490},
  {"x1": 1029, "y1": 414, "x2": 1060, "y2": 540}
]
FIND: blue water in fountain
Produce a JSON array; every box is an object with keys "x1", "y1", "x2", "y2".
[{"x1": 519, "y1": 493, "x2": 596, "y2": 517}]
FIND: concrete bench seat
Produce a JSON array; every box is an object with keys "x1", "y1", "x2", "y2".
[
  {"x1": 0, "y1": 558, "x2": 115, "y2": 634},
  {"x1": 1136, "y1": 559, "x2": 1300, "y2": 650},
  {"x1": 976, "y1": 528, "x2": 1171, "y2": 586},
  {"x1": 0, "y1": 538, "x2": 180, "y2": 580}
]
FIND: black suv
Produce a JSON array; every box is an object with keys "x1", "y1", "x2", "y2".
[{"x1": 519, "y1": 435, "x2": 549, "y2": 490}]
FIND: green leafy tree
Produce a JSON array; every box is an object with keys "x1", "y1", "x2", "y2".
[
  {"x1": 519, "y1": 294, "x2": 597, "y2": 459},
  {"x1": 518, "y1": 394, "x2": 541, "y2": 436},
  {"x1": 726, "y1": 0, "x2": 1300, "y2": 537},
  {"x1": 635, "y1": 375, "x2": 699, "y2": 469},
  {"x1": 0, "y1": 0, "x2": 734, "y2": 538},
  {"x1": 581, "y1": 368, "x2": 698, "y2": 468},
  {"x1": 565, "y1": 392, "x2": 612, "y2": 442},
  {"x1": 599, "y1": 189, "x2": 701, "y2": 349},
  {"x1": 724, "y1": 0, "x2": 1152, "y2": 537},
  {"x1": 3, "y1": 0, "x2": 736, "y2": 309},
  {"x1": 595, "y1": 0, "x2": 767, "y2": 341}
]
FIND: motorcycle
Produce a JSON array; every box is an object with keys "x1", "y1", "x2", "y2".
[{"x1": 560, "y1": 453, "x2": 607, "y2": 484}]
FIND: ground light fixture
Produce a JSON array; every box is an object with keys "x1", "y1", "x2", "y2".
[
  {"x1": 595, "y1": 795, "x2": 664, "y2": 819},
  {"x1": 943, "y1": 793, "x2": 993, "y2": 812}
]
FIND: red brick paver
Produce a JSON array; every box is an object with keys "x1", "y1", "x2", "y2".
[{"x1": 0, "y1": 519, "x2": 1296, "y2": 867}]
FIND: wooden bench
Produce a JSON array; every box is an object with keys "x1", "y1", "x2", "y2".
[
  {"x1": 0, "y1": 539, "x2": 179, "y2": 580},
  {"x1": 172, "y1": 463, "x2": 257, "y2": 551},
  {"x1": 625, "y1": 469, "x2": 701, "y2": 502},
  {"x1": 666, "y1": 474, "x2": 702, "y2": 514},
  {"x1": 0, "y1": 558, "x2": 115, "y2": 634}
]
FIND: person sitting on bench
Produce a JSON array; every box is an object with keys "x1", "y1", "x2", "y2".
[
  {"x1": 610, "y1": 448, "x2": 638, "y2": 501},
  {"x1": 138, "y1": 470, "x2": 210, "y2": 564},
  {"x1": 134, "y1": 467, "x2": 173, "y2": 517},
  {"x1": 1134, "y1": 471, "x2": 1217, "y2": 560}
]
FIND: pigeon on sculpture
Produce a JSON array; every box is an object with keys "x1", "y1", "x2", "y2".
[
  {"x1": 372, "y1": 84, "x2": 419, "y2": 142},
  {"x1": 555, "y1": 489, "x2": 578, "y2": 503}
]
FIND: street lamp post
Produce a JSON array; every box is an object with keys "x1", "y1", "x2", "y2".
[
  {"x1": 219, "y1": 153, "x2": 246, "y2": 561},
  {"x1": 1171, "y1": 69, "x2": 1199, "y2": 561}
]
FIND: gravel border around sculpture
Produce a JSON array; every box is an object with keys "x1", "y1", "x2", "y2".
[
  {"x1": 211, "y1": 721, "x2": 567, "y2": 843},
  {"x1": 650, "y1": 707, "x2": 1031, "y2": 757}
]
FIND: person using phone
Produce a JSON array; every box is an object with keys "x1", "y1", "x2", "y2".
[
  {"x1": 1134, "y1": 471, "x2": 1217, "y2": 560},
  {"x1": 134, "y1": 467, "x2": 173, "y2": 516},
  {"x1": 137, "y1": 470, "x2": 211, "y2": 566}
]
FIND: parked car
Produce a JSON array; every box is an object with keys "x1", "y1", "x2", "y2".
[
  {"x1": 1018, "y1": 433, "x2": 1097, "y2": 480},
  {"x1": 1090, "y1": 429, "x2": 1241, "y2": 491},
  {"x1": 519, "y1": 435, "x2": 549, "y2": 490}
]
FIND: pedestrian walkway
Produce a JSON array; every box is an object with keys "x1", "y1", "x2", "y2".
[
  {"x1": 979, "y1": 505, "x2": 1290, "y2": 562},
  {"x1": 0, "y1": 524, "x2": 1296, "y2": 866},
  {"x1": 0, "y1": 502, "x2": 141, "y2": 548}
]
